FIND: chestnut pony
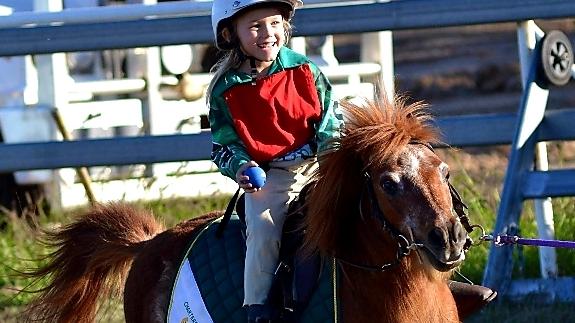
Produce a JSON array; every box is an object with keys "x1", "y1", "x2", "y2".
[{"x1": 22, "y1": 97, "x2": 468, "y2": 323}]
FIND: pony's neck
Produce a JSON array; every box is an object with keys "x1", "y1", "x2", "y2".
[{"x1": 339, "y1": 257, "x2": 458, "y2": 323}]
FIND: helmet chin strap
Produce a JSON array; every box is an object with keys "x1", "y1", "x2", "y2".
[
  {"x1": 249, "y1": 57, "x2": 258, "y2": 85},
  {"x1": 236, "y1": 47, "x2": 275, "y2": 85}
]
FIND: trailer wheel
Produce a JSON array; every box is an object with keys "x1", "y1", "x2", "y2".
[{"x1": 539, "y1": 30, "x2": 573, "y2": 86}]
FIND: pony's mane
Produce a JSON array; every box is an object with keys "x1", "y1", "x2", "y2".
[{"x1": 304, "y1": 96, "x2": 441, "y2": 255}]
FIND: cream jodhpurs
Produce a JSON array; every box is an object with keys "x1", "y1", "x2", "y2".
[{"x1": 243, "y1": 157, "x2": 317, "y2": 306}]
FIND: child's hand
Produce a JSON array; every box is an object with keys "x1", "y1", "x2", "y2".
[{"x1": 236, "y1": 161, "x2": 261, "y2": 193}]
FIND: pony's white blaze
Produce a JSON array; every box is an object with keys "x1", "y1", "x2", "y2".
[
  {"x1": 406, "y1": 150, "x2": 421, "y2": 179},
  {"x1": 400, "y1": 150, "x2": 422, "y2": 230}
]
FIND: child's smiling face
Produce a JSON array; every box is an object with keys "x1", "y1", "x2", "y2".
[{"x1": 234, "y1": 7, "x2": 286, "y2": 63}]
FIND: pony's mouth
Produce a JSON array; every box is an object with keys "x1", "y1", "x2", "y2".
[{"x1": 420, "y1": 247, "x2": 465, "y2": 272}]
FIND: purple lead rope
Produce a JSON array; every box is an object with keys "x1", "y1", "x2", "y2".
[
  {"x1": 471, "y1": 225, "x2": 575, "y2": 249},
  {"x1": 493, "y1": 235, "x2": 575, "y2": 249}
]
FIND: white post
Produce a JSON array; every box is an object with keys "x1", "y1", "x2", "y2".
[
  {"x1": 360, "y1": 31, "x2": 394, "y2": 100},
  {"x1": 290, "y1": 37, "x2": 307, "y2": 56},
  {"x1": 128, "y1": 0, "x2": 162, "y2": 177},
  {"x1": 359, "y1": 0, "x2": 394, "y2": 100},
  {"x1": 34, "y1": 0, "x2": 69, "y2": 210},
  {"x1": 534, "y1": 141, "x2": 558, "y2": 278},
  {"x1": 516, "y1": 20, "x2": 558, "y2": 278}
]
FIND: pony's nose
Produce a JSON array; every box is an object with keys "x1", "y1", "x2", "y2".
[{"x1": 427, "y1": 221, "x2": 467, "y2": 250}]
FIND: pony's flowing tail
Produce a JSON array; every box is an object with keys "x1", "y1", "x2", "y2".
[{"x1": 22, "y1": 202, "x2": 164, "y2": 323}]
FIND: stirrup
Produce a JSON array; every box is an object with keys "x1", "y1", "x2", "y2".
[{"x1": 449, "y1": 280, "x2": 497, "y2": 320}]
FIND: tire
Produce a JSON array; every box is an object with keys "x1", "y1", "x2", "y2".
[{"x1": 538, "y1": 30, "x2": 574, "y2": 87}]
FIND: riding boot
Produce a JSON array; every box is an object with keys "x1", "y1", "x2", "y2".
[
  {"x1": 449, "y1": 281, "x2": 497, "y2": 320},
  {"x1": 246, "y1": 304, "x2": 279, "y2": 323}
]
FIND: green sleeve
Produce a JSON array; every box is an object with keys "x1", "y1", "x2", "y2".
[
  {"x1": 310, "y1": 64, "x2": 344, "y2": 154},
  {"x1": 209, "y1": 95, "x2": 251, "y2": 179}
]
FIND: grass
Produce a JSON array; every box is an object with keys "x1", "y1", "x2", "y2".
[
  {"x1": 0, "y1": 212, "x2": 49, "y2": 307},
  {"x1": 1, "y1": 145, "x2": 574, "y2": 322}
]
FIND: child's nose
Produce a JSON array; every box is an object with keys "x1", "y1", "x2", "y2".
[{"x1": 261, "y1": 24, "x2": 274, "y2": 37}]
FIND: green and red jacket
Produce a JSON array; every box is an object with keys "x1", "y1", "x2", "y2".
[{"x1": 209, "y1": 47, "x2": 342, "y2": 179}]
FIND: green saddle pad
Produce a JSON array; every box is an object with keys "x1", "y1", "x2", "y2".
[{"x1": 167, "y1": 214, "x2": 338, "y2": 323}]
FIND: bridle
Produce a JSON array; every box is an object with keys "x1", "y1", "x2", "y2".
[
  {"x1": 334, "y1": 142, "x2": 475, "y2": 272},
  {"x1": 334, "y1": 172, "x2": 423, "y2": 272}
]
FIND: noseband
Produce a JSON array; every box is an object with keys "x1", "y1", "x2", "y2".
[{"x1": 335, "y1": 142, "x2": 474, "y2": 272}]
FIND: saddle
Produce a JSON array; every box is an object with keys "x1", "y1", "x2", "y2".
[{"x1": 222, "y1": 183, "x2": 496, "y2": 322}]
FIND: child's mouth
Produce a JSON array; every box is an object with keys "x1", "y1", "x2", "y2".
[{"x1": 258, "y1": 42, "x2": 277, "y2": 49}]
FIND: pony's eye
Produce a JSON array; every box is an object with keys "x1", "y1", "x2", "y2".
[{"x1": 380, "y1": 177, "x2": 399, "y2": 196}]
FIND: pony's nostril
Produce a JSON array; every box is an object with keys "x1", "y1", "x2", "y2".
[
  {"x1": 451, "y1": 220, "x2": 467, "y2": 244},
  {"x1": 428, "y1": 228, "x2": 447, "y2": 248}
]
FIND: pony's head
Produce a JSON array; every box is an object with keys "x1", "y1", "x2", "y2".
[{"x1": 305, "y1": 96, "x2": 468, "y2": 274}]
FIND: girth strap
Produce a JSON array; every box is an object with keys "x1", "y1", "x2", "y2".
[{"x1": 216, "y1": 187, "x2": 241, "y2": 238}]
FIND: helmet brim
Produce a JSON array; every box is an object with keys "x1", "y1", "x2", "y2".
[{"x1": 213, "y1": 0, "x2": 300, "y2": 50}]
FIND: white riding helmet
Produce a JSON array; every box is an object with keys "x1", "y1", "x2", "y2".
[{"x1": 211, "y1": 0, "x2": 303, "y2": 50}]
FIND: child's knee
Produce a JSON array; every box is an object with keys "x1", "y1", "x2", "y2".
[
  {"x1": 250, "y1": 223, "x2": 281, "y2": 249},
  {"x1": 248, "y1": 211, "x2": 280, "y2": 234}
]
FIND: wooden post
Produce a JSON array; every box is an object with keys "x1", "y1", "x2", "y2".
[{"x1": 51, "y1": 108, "x2": 97, "y2": 206}]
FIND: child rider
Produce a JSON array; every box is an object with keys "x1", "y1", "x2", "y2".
[{"x1": 208, "y1": 0, "x2": 342, "y2": 321}]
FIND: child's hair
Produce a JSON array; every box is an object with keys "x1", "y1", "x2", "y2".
[{"x1": 206, "y1": 18, "x2": 293, "y2": 103}]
